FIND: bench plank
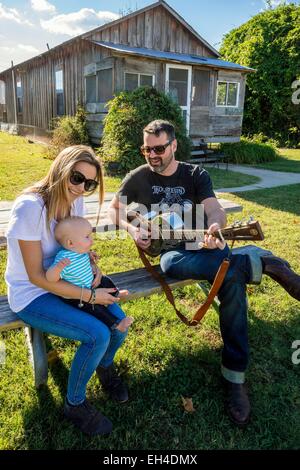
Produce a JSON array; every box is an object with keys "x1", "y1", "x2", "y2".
[
  {"x1": 0, "y1": 297, "x2": 25, "y2": 330},
  {"x1": 0, "y1": 268, "x2": 195, "y2": 332},
  {"x1": 109, "y1": 266, "x2": 195, "y2": 301}
]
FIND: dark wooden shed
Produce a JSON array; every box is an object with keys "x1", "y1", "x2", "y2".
[{"x1": 0, "y1": 0, "x2": 254, "y2": 145}]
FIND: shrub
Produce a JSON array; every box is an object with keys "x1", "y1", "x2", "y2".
[
  {"x1": 220, "y1": 137, "x2": 279, "y2": 164},
  {"x1": 98, "y1": 86, "x2": 191, "y2": 173},
  {"x1": 47, "y1": 106, "x2": 89, "y2": 159}
]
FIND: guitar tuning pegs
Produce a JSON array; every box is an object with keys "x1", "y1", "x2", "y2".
[{"x1": 233, "y1": 219, "x2": 242, "y2": 227}]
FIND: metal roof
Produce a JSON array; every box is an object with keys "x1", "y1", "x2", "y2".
[{"x1": 92, "y1": 41, "x2": 255, "y2": 73}]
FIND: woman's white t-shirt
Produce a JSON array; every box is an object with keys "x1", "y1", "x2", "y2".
[{"x1": 5, "y1": 193, "x2": 85, "y2": 312}]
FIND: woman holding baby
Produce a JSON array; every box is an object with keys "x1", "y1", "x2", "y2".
[{"x1": 5, "y1": 145, "x2": 131, "y2": 436}]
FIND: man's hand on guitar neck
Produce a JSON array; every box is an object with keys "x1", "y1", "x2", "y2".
[{"x1": 203, "y1": 223, "x2": 226, "y2": 250}]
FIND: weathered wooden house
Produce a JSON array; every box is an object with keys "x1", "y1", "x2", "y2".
[{"x1": 0, "y1": 0, "x2": 254, "y2": 145}]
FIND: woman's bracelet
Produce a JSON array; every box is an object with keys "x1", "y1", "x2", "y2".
[
  {"x1": 78, "y1": 286, "x2": 84, "y2": 308},
  {"x1": 87, "y1": 289, "x2": 93, "y2": 303},
  {"x1": 90, "y1": 288, "x2": 96, "y2": 310}
]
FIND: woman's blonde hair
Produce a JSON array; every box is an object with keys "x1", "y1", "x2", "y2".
[{"x1": 24, "y1": 145, "x2": 104, "y2": 226}]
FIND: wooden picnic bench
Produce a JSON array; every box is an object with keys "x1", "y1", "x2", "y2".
[{"x1": 0, "y1": 198, "x2": 243, "y2": 388}]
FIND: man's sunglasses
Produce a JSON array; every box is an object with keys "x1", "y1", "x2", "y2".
[
  {"x1": 140, "y1": 139, "x2": 174, "y2": 156},
  {"x1": 70, "y1": 171, "x2": 98, "y2": 192}
]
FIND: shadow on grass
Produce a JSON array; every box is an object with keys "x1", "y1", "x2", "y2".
[
  {"x1": 19, "y1": 306, "x2": 300, "y2": 450},
  {"x1": 21, "y1": 337, "x2": 71, "y2": 450}
]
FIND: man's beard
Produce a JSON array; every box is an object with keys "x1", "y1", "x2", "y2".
[{"x1": 146, "y1": 152, "x2": 174, "y2": 174}]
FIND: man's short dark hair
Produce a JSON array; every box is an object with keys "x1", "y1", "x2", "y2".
[{"x1": 143, "y1": 120, "x2": 175, "y2": 141}]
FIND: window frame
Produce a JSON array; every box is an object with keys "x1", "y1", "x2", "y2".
[
  {"x1": 216, "y1": 80, "x2": 240, "y2": 108},
  {"x1": 124, "y1": 72, "x2": 155, "y2": 91}
]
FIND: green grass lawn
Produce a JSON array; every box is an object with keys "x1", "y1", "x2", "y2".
[
  {"x1": 252, "y1": 148, "x2": 300, "y2": 173},
  {"x1": 1, "y1": 132, "x2": 300, "y2": 449},
  {"x1": 1, "y1": 183, "x2": 300, "y2": 449},
  {"x1": 0, "y1": 133, "x2": 259, "y2": 200}
]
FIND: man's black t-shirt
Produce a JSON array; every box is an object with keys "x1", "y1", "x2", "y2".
[{"x1": 117, "y1": 162, "x2": 216, "y2": 229}]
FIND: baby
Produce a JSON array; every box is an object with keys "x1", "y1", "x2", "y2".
[{"x1": 46, "y1": 216, "x2": 133, "y2": 332}]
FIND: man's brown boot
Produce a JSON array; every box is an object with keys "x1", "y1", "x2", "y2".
[
  {"x1": 262, "y1": 256, "x2": 300, "y2": 301},
  {"x1": 223, "y1": 378, "x2": 250, "y2": 427}
]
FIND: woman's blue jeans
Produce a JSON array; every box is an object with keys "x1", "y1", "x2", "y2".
[
  {"x1": 160, "y1": 245, "x2": 252, "y2": 378},
  {"x1": 17, "y1": 293, "x2": 127, "y2": 405}
]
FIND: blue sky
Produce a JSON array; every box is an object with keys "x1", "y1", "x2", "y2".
[{"x1": 0, "y1": 0, "x2": 298, "y2": 72}]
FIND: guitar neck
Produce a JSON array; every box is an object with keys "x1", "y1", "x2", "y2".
[
  {"x1": 161, "y1": 226, "x2": 263, "y2": 241},
  {"x1": 127, "y1": 210, "x2": 264, "y2": 243},
  {"x1": 161, "y1": 228, "x2": 216, "y2": 242}
]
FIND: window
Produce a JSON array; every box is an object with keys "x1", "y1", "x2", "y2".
[
  {"x1": 97, "y1": 68, "x2": 113, "y2": 102},
  {"x1": 85, "y1": 68, "x2": 113, "y2": 104},
  {"x1": 55, "y1": 69, "x2": 64, "y2": 116},
  {"x1": 168, "y1": 68, "x2": 189, "y2": 106},
  {"x1": 16, "y1": 77, "x2": 23, "y2": 113},
  {"x1": 85, "y1": 75, "x2": 96, "y2": 103},
  {"x1": 216, "y1": 81, "x2": 239, "y2": 107},
  {"x1": 0, "y1": 80, "x2": 5, "y2": 105},
  {"x1": 124, "y1": 72, "x2": 154, "y2": 92},
  {"x1": 192, "y1": 70, "x2": 210, "y2": 106}
]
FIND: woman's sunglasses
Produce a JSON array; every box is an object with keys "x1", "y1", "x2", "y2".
[
  {"x1": 70, "y1": 171, "x2": 98, "y2": 192},
  {"x1": 140, "y1": 139, "x2": 174, "y2": 156}
]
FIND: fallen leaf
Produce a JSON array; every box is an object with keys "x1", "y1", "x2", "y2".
[{"x1": 181, "y1": 396, "x2": 195, "y2": 412}]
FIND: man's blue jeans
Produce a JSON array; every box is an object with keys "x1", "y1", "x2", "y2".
[
  {"x1": 17, "y1": 293, "x2": 127, "y2": 405},
  {"x1": 160, "y1": 245, "x2": 254, "y2": 383}
]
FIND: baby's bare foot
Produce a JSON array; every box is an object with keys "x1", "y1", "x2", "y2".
[{"x1": 116, "y1": 317, "x2": 134, "y2": 332}]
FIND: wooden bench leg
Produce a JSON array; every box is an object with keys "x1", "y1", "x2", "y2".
[
  {"x1": 197, "y1": 282, "x2": 220, "y2": 314},
  {"x1": 24, "y1": 327, "x2": 48, "y2": 388}
]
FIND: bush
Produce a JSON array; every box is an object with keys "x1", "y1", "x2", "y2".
[
  {"x1": 220, "y1": 137, "x2": 279, "y2": 164},
  {"x1": 98, "y1": 86, "x2": 191, "y2": 173},
  {"x1": 47, "y1": 106, "x2": 89, "y2": 159}
]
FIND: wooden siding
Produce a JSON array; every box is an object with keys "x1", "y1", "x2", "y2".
[
  {"x1": 1, "y1": 40, "x2": 113, "y2": 130},
  {"x1": 87, "y1": 5, "x2": 215, "y2": 57}
]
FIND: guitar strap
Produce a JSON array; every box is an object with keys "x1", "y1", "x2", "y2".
[{"x1": 136, "y1": 244, "x2": 230, "y2": 327}]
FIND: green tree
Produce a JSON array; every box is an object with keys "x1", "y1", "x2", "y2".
[
  {"x1": 99, "y1": 86, "x2": 191, "y2": 172},
  {"x1": 220, "y1": 3, "x2": 300, "y2": 146}
]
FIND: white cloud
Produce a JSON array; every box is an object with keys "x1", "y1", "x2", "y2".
[
  {"x1": 0, "y1": 2, "x2": 33, "y2": 25},
  {"x1": 0, "y1": 43, "x2": 42, "y2": 70},
  {"x1": 40, "y1": 8, "x2": 119, "y2": 36},
  {"x1": 17, "y1": 44, "x2": 39, "y2": 53},
  {"x1": 31, "y1": 0, "x2": 56, "y2": 14}
]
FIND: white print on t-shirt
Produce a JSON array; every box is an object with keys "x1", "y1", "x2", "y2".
[
  {"x1": 151, "y1": 185, "x2": 193, "y2": 212},
  {"x1": 152, "y1": 185, "x2": 185, "y2": 196}
]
